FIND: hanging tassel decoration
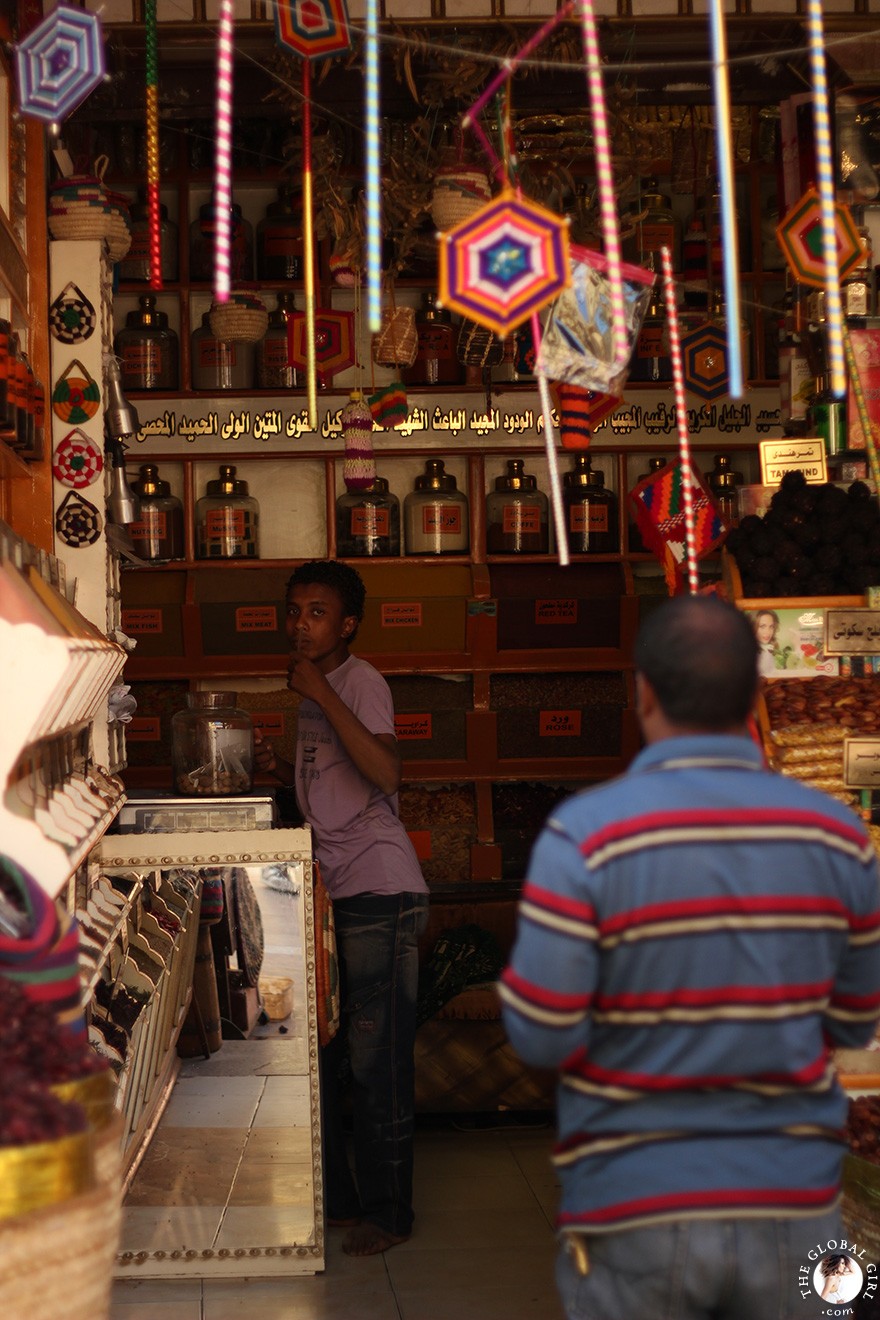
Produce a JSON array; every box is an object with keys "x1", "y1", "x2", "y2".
[{"x1": 342, "y1": 391, "x2": 376, "y2": 490}]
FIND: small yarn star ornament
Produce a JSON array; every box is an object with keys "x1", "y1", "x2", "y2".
[{"x1": 341, "y1": 391, "x2": 376, "y2": 491}]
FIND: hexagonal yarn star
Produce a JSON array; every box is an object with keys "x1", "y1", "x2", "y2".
[
  {"x1": 681, "y1": 323, "x2": 730, "y2": 401},
  {"x1": 273, "y1": 0, "x2": 352, "y2": 59},
  {"x1": 776, "y1": 187, "x2": 864, "y2": 289},
  {"x1": 438, "y1": 190, "x2": 570, "y2": 336},
  {"x1": 15, "y1": 4, "x2": 106, "y2": 124}
]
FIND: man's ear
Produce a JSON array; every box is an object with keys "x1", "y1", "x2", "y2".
[{"x1": 635, "y1": 672, "x2": 657, "y2": 723}]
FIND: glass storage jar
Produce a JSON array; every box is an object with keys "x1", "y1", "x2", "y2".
[
  {"x1": 114, "y1": 294, "x2": 179, "y2": 392},
  {"x1": 336, "y1": 476, "x2": 401, "y2": 557},
  {"x1": 629, "y1": 455, "x2": 667, "y2": 552},
  {"x1": 130, "y1": 463, "x2": 185, "y2": 562},
  {"x1": 633, "y1": 179, "x2": 680, "y2": 273},
  {"x1": 563, "y1": 454, "x2": 618, "y2": 554},
  {"x1": 189, "y1": 202, "x2": 253, "y2": 283},
  {"x1": 196, "y1": 465, "x2": 260, "y2": 559},
  {"x1": 256, "y1": 187, "x2": 306, "y2": 281},
  {"x1": 118, "y1": 201, "x2": 179, "y2": 283},
  {"x1": 172, "y1": 691, "x2": 254, "y2": 796},
  {"x1": 402, "y1": 294, "x2": 463, "y2": 386},
  {"x1": 627, "y1": 296, "x2": 671, "y2": 382},
  {"x1": 404, "y1": 459, "x2": 469, "y2": 555},
  {"x1": 486, "y1": 459, "x2": 549, "y2": 554},
  {"x1": 191, "y1": 311, "x2": 256, "y2": 391},
  {"x1": 256, "y1": 292, "x2": 300, "y2": 390}
]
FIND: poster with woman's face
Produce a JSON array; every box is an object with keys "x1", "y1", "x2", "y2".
[{"x1": 745, "y1": 607, "x2": 840, "y2": 678}]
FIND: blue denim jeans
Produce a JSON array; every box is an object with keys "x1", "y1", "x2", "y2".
[
  {"x1": 320, "y1": 892, "x2": 428, "y2": 1238},
  {"x1": 556, "y1": 1208, "x2": 851, "y2": 1320}
]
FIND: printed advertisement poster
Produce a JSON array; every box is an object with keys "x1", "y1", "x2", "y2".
[{"x1": 745, "y1": 607, "x2": 839, "y2": 679}]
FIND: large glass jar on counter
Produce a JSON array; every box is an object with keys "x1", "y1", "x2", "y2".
[
  {"x1": 404, "y1": 459, "x2": 469, "y2": 555},
  {"x1": 336, "y1": 477, "x2": 400, "y2": 557},
  {"x1": 172, "y1": 692, "x2": 254, "y2": 796},
  {"x1": 563, "y1": 454, "x2": 618, "y2": 554},
  {"x1": 114, "y1": 295, "x2": 179, "y2": 391},
  {"x1": 191, "y1": 311, "x2": 256, "y2": 391},
  {"x1": 130, "y1": 463, "x2": 185, "y2": 562},
  {"x1": 402, "y1": 294, "x2": 463, "y2": 386},
  {"x1": 118, "y1": 201, "x2": 179, "y2": 283},
  {"x1": 256, "y1": 292, "x2": 300, "y2": 390},
  {"x1": 486, "y1": 459, "x2": 549, "y2": 554},
  {"x1": 256, "y1": 187, "x2": 306, "y2": 281},
  {"x1": 189, "y1": 202, "x2": 253, "y2": 283},
  {"x1": 196, "y1": 465, "x2": 260, "y2": 559}
]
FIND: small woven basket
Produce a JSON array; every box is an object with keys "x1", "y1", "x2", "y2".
[
  {"x1": 372, "y1": 304, "x2": 417, "y2": 368},
  {"x1": 457, "y1": 319, "x2": 504, "y2": 368},
  {"x1": 209, "y1": 292, "x2": 269, "y2": 343},
  {"x1": 431, "y1": 164, "x2": 492, "y2": 232}
]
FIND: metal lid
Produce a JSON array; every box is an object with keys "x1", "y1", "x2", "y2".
[
  {"x1": 267, "y1": 291, "x2": 298, "y2": 327},
  {"x1": 126, "y1": 294, "x2": 169, "y2": 330},
  {"x1": 206, "y1": 464, "x2": 249, "y2": 497},
  {"x1": 494, "y1": 458, "x2": 537, "y2": 492},
  {"x1": 134, "y1": 463, "x2": 170, "y2": 497},
  {"x1": 415, "y1": 459, "x2": 457, "y2": 492},
  {"x1": 563, "y1": 453, "x2": 593, "y2": 488},
  {"x1": 641, "y1": 177, "x2": 671, "y2": 210}
]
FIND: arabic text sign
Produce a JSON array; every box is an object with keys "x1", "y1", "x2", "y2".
[
  {"x1": 759, "y1": 438, "x2": 827, "y2": 486},
  {"x1": 824, "y1": 609, "x2": 880, "y2": 656},
  {"x1": 844, "y1": 737, "x2": 880, "y2": 788}
]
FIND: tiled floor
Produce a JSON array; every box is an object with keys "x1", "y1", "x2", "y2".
[{"x1": 111, "y1": 1115, "x2": 563, "y2": 1319}]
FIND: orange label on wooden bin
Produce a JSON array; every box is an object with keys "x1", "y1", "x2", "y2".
[
  {"x1": 121, "y1": 608, "x2": 163, "y2": 634},
  {"x1": 540, "y1": 710, "x2": 582, "y2": 736},
  {"x1": 535, "y1": 599, "x2": 578, "y2": 625},
  {"x1": 126, "y1": 717, "x2": 161, "y2": 741},
  {"x1": 395, "y1": 713, "x2": 432, "y2": 740},
  {"x1": 235, "y1": 605, "x2": 277, "y2": 633},
  {"x1": 381, "y1": 602, "x2": 422, "y2": 628},
  {"x1": 251, "y1": 713, "x2": 284, "y2": 739},
  {"x1": 407, "y1": 830, "x2": 432, "y2": 860}
]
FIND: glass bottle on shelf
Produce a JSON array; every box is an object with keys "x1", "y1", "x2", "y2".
[
  {"x1": 190, "y1": 311, "x2": 256, "y2": 391},
  {"x1": 404, "y1": 459, "x2": 469, "y2": 555},
  {"x1": 119, "y1": 200, "x2": 179, "y2": 283},
  {"x1": 189, "y1": 202, "x2": 253, "y2": 283},
  {"x1": 402, "y1": 294, "x2": 463, "y2": 386},
  {"x1": 634, "y1": 179, "x2": 680, "y2": 272},
  {"x1": 629, "y1": 455, "x2": 667, "y2": 552},
  {"x1": 256, "y1": 187, "x2": 306, "y2": 281},
  {"x1": 627, "y1": 294, "x2": 671, "y2": 382},
  {"x1": 256, "y1": 292, "x2": 300, "y2": 390},
  {"x1": 562, "y1": 454, "x2": 618, "y2": 555},
  {"x1": 843, "y1": 226, "x2": 873, "y2": 319},
  {"x1": 196, "y1": 465, "x2": 260, "y2": 559},
  {"x1": 486, "y1": 459, "x2": 549, "y2": 554},
  {"x1": 809, "y1": 374, "x2": 847, "y2": 460},
  {"x1": 336, "y1": 476, "x2": 401, "y2": 557},
  {"x1": 708, "y1": 455, "x2": 744, "y2": 528},
  {"x1": 114, "y1": 294, "x2": 180, "y2": 392},
  {"x1": 130, "y1": 463, "x2": 185, "y2": 563},
  {"x1": 779, "y1": 283, "x2": 813, "y2": 428},
  {"x1": 172, "y1": 692, "x2": 254, "y2": 796}
]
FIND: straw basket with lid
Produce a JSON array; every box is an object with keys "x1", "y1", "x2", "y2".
[
  {"x1": 47, "y1": 157, "x2": 131, "y2": 262},
  {"x1": 430, "y1": 153, "x2": 492, "y2": 232},
  {"x1": 209, "y1": 289, "x2": 270, "y2": 343}
]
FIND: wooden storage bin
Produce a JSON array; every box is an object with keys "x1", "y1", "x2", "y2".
[
  {"x1": 490, "y1": 562, "x2": 630, "y2": 653},
  {"x1": 196, "y1": 567, "x2": 289, "y2": 657},
  {"x1": 121, "y1": 571, "x2": 186, "y2": 658},
  {"x1": 387, "y1": 674, "x2": 472, "y2": 762},
  {"x1": 354, "y1": 565, "x2": 472, "y2": 657}
]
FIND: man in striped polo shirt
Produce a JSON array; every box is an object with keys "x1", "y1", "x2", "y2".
[{"x1": 501, "y1": 594, "x2": 880, "y2": 1320}]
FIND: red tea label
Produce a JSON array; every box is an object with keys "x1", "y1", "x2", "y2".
[
  {"x1": 535, "y1": 598, "x2": 578, "y2": 625},
  {"x1": 352, "y1": 507, "x2": 390, "y2": 536},
  {"x1": 539, "y1": 709, "x2": 582, "y2": 736},
  {"x1": 407, "y1": 830, "x2": 432, "y2": 859},
  {"x1": 121, "y1": 608, "x2": 163, "y2": 634},
  {"x1": 251, "y1": 713, "x2": 284, "y2": 738},
  {"x1": 235, "y1": 605, "x2": 277, "y2": 632},
  {"x1": 422, "y1": 505, "x2": 462, "y2": 535},
  {"x1": 395, "y1": 713, "x2": 432, "y2": 740},
  {"x1": 126, "y1": 716, "x2": 161, "y2": 741},
  {"x1": 381, "y1": 602, "x2": 422, "y2": 628},
  {"x1": 502, "y1": 504, "x2": 541, "y2": 534}
]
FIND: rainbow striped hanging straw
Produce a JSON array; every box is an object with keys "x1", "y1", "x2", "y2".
[
  {"x1": 661, "y1": 247, "x2": 700, "y2": 595},
  {"x1": 145, "y1": 0, "x2": 161, "y2": 290},
  {"x1": 806, "y1": 0, "x2": 845, "y2": 398},
  {"x1": 302, "y1": 59, "x2": 318, "y2": 428},
  {"x1": 364, "y1": 0, "x2": 381, "y2": 333},
  {"x1": 709, "y1": 0, "x2": 742, "y2": 397},
  {"x1": 213, "y1": 0, "x2": 234, "y2": 304}
]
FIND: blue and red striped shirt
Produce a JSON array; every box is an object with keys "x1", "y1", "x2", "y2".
[{"x1": 500, "y1": 734, "x2": 880, "y2": 1233}]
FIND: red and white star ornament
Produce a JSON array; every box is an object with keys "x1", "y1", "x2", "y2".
[{"x1": 52, "y1": 428, "x2": 104, "y2": 488}]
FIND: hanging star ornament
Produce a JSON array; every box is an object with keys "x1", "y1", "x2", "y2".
[
  {"x1": 776, "y1": 188, "x2": 864, "y2": 289},
  {"x1": 680, "y1": 323, "x2": 730, "y2": 401},
  {"x1": 438, "y1": 190, "x2": 571, "y2": 337},
  {"x1": 15, "y1": 4, "x2": 106, "y2": 125},
  {"x1": 273, "y1": 0, "x2": 352, "y2": 60}
]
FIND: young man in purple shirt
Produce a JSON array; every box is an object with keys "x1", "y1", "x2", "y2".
[{"x1": 255, "y1": 560, "x2": 428, "y2": 1256}]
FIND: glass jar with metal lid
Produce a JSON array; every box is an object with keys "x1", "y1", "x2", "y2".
[
  {"x1": 196, "y1": 465, "x2": 260, "y2": 559},
  {"x1": 257, "y1": 187, "x2": 306, "y2": 281},
  {"x1": 486, "y1": 458, "x2": 549, "y2": 554},
  {"x1": 130, "y1": 463, "x2": 185, "y2": 563},
  {"x1": 190, "y1": 311, "x2": 255, "y2": 391},
  {"x1": 563, "y1": 454, "x2": 618, "y2": 555},
  {"x1": 172, "y1": 691, "x2": 254, "y2": 796},
  {"x1": 189, "y1": 202, "x2": 253, "y2": 283},
  {"x1": 336, "y1": 476, "x2": 401, "y2": 557},
  {"x1": 256, "y1": 292, "x2": 301, "y2": 390},
  {"x1": 634, "y1": 178, "x2": 680, "y2": 273},
  {"x1": 114, "y1": 294, "x2": 179, "y2": 392},
  {"x1": 629, "y1": 455, "x2": 667, "y2": 553},
  {"x1": 118, "y1": 200, "x2": 179, "y2": 283},
  {"x1": 404, "y1": 459, "x2": 469, "y2": 555}
]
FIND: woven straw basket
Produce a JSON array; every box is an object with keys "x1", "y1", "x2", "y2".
[
  {"x1": 431, "y1": 166, "x2": 492, "y2": 232},
  {"x1": 209, "y1": 294, "x2": 269, "y2": 343},
  {"x1": 372, "y1": 305, "x2": 417, "y2": 368},
  {"x1": 457, "y1": 319, "x2": 504, "y2": 368}
]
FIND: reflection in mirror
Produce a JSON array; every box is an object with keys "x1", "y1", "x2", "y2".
[{"x1": 93, "y1": 829, "x2": 322, "y2": 1279}]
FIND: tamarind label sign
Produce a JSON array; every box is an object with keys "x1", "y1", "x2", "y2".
[
  {"x1": 760, "y1": 438, "x2": 827, "y2": 486},
  {"x1": 796, "y1": 1237, "x2": 877, "y2": 1313}
]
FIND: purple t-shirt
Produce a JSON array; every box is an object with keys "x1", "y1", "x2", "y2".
[{"x1": 294, "y1": 653, "x2": 427, "y2": 900}]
